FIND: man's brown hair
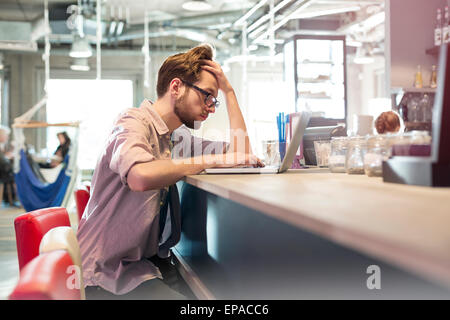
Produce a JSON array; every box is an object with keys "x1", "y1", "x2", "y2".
[{"x1": 156, "y1": 44, "x2": 214, "y2": 98}]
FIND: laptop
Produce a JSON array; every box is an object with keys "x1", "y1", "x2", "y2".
[{"x1": 204, "y1": 111, "x2": 311, "y2": 174}]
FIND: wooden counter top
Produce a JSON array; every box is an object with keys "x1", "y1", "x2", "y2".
[{"x1": 184, "y1": 169, "x2": 450, "y2": 288}]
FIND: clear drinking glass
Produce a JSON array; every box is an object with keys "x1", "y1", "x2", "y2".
[
  {"x1": 262, "y1": 140, "x2": 281, "y2": 166},
  {"x1": 407, "y1": 96, "x2": 419, "y2": 122},
  {"x1": 314, "y1": 140, "x2": 331, "y2": 167}
]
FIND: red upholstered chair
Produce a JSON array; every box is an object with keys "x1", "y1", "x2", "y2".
[
  {"x1": 14, "y1": 207, "x2": 71, "y2": 271},
  {"x1": 9, "y1": 250, "x2": 81, "y2": 300},
  {"x1": 82, "y1": 181, "x2": 91, "y2": 193},
  {"x1": 74, "y1": 188, "x2": 90, "y2": 222}
]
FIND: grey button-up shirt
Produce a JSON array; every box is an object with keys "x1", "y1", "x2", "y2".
[{"x1": 77, "y1": 99, "x2": 227, "y2": 295}]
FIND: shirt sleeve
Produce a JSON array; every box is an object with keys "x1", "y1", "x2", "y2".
[
  {"x1": 171, "y1": 125, "x2": 229, "y2": 159},
  {"x1": 108, "y1": 111, "x2": 155, "y2": 185}
]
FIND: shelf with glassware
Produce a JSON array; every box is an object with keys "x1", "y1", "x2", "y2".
[
  {"x1": 284, "y1": 35, "x2": 347, "y2": 127},
  {"x1": 391, "y1": 62, "x2": 438, "y2": 132},
  {"x1": 393, "y1": 89, "x2": 435, "y2": 132}
]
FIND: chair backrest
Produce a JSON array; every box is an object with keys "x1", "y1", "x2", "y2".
[
  {"x1": 14, "y1": 207, "x2": 71, "y2": 270},
  {"x1": 74, "y1": 188, "x2": 90, "y2": 222},
  {"x1": 39, "y1": 226, "x2": 85, "y2": 299},
  {"x1": 9, "y1": 250, "x2": 81, "y2": 300},
  {"x1": 82, "y1": 181, "x2": 91, "y2": 193}
]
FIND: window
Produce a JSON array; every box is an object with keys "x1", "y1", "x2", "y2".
[
  {"x1": 46, "y1": 79, "x2": 133, "y2": 170},
  {"x1": 247, "y1": 80, "x2": 293, "y2": 156},
  {"x1": 296, "y1": 38, "x2": 345, "y2": 119}
]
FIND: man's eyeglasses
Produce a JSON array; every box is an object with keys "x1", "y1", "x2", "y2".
[{"x1": 182, "y1": 80, "x2": 220, "y2": 109}]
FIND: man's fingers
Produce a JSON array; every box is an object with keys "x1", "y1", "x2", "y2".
[
  {"x1": 201, "y1": 65, "x2": 218, "y2": 74},
  {"x1": 200, "y1": 59, "x2": 219, "y2": 67}
]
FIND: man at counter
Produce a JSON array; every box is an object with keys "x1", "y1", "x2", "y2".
[{"x1": 77, "y1": 43, "x2": 263, "y2": 300}]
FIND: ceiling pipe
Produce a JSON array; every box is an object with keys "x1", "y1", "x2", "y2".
[
  {"x1": 233, "y1": 0, "x2": 268, "y2": 27},
  {"x1": 117, "y1": 28, "x2": 231, "y2": 49},
  {"x1": 246, "y1": 0, "x2": 293, "y2": 33},
  {"x1": 252, "y1": 0, "x2": 315, "y2": 44}
]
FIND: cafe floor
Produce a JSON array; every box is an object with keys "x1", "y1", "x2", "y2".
[{"x1": 0, "y1": 204, "x2": 24, "y2": 300}]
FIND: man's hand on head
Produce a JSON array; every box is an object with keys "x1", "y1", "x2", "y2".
[{"x1": 200, "y1": 60, "x2": 233, "y2": 94}]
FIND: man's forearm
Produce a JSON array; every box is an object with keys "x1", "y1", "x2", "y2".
[
  {"x1": 127, "y1": 155, "x2": 217, "y2": 191},
  {"x1": 224, "y1": 89, "x2": 252, "y2": 154}
]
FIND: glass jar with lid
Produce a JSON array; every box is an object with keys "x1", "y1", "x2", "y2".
[
  {"x1": 329, "y1": 137, "x2": 348, "y2": 173},
  {"x1": 364, "y1": 135, "x2": 390, "y2": 177},
  {"x1": 391, "y1": 131, "x2": 431, "y2": 157},
  {"x1": 346, "y1": 136, "x2": 367, "y2": 174},
  {"x1": 408, "y1": 130, "x2": 432, "y2": 144}
]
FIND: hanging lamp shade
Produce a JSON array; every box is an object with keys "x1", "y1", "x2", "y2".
[
  {"x1": 69, "y1": 35, "x2": 92, "y2": 58},
  {"x1": 70, "y1": 57, "x2": 90, "y2": 71}
]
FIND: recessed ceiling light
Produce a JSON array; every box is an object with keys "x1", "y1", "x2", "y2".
[{"x1": 182, "y1": 0, "x2": 212, "y2": 11}]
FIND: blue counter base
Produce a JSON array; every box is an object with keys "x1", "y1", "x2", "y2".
[{"x1": 175, "y1": 182, "x2": 450, "y2": 299}]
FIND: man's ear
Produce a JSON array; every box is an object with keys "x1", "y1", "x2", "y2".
[{"x1": 169, "y1": 78, "x2": 184, "y2": 98}]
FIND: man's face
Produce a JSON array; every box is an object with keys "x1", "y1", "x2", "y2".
[{"x1": 174, "y1": 70, "x2": 219, "y2": 130}]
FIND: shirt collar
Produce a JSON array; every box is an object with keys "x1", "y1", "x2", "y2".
[{"x1": 140, "y1": 99, "x2": 169, "y2": 136}]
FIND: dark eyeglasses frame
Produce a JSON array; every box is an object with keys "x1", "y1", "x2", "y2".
[{"x1": 181, "y1": 80, "x2": 220, "y2": 109}]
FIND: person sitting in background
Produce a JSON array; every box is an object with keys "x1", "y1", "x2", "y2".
[
  {"x1": 0, "y1": 125, "x2": 14, "y2": 160},
  {"x1": 40, "y1": 131, "x2": 71, "y2": 168},
  {"x1": 0, "y1": 125, "x2": 18, "y2": 206},
  {"x1": 375, "y1": 111, "x2": 401, "y2": 134}
]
